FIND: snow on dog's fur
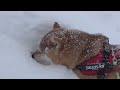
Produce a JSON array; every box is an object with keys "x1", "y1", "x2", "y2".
[{"x1": 32, "y1": 22, "x2": 111, "y2": 79}]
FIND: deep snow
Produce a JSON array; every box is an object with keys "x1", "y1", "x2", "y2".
[{"x1": 0, "y1": 11, "x2": 120, "y2": 79}]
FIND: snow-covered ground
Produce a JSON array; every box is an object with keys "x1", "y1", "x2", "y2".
[{"x1": 0, "y1": 11, "x2": 120, "y2": 79}]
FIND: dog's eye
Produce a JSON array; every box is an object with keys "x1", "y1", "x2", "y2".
[
  {"x1": 47, "y1": 43, "x2": 57, "y2": 50},
  {"x1": 52, "y1": 43, "x2": 57, "y2": 48}
]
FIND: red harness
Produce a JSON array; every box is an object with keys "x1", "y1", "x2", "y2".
[{"x1": 77, "y1": 45, "x2": 120, "y2": 75}]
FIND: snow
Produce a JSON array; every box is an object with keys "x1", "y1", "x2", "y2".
[{"x1": 0, "y1": 11, "x2": 120, "y2": 79}]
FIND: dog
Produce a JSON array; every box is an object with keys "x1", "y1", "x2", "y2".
[{"x1": 32, "y1": 22, "x2": 120, "y2": 79}]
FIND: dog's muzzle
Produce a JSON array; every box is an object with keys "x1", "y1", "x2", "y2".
[{"x1": 31, "y1": 51, "x2": 52, "y2": 65}]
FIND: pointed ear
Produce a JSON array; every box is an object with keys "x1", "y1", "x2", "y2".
[{"x1": 53, "y1": 22, "x2": 61, "y2": 30}]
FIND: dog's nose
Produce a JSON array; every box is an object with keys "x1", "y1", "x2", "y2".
[{"x1": 32, "y1": 54, "x2": 35, "y2": 59}]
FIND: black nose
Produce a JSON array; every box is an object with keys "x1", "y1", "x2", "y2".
[{"x1": 32, "y1": 54, "x2": 35, "y2": 59}]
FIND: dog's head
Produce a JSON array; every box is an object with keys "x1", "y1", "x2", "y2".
[{"x1": 32, "y1": 22, "x2": 65, "y2": 65}]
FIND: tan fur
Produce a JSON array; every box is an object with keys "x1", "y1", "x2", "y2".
[{"x1": 32, "y1": 22, "x2": 118, "y2": 79}]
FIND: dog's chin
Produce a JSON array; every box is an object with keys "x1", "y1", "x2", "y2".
[
  {"x1": 33, "y1": 54, "x2": 53, "y2": 65},
  {"x1": 35, "y1": 59, "x2": 51, "y2": 65}
]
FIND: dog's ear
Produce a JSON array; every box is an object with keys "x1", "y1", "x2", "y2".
[{"x1": 53, "y1": 22, "x2": 61, "y2": 30}]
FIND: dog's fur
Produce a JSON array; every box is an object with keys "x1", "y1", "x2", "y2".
[{"x1": 32, "y1": 22, "x2": 119, "y2": 79}]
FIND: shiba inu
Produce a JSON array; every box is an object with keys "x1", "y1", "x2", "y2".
[{"x1": 32, "y1": 22, "x2": 120, "y2": 79}]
